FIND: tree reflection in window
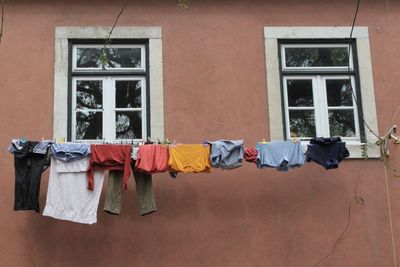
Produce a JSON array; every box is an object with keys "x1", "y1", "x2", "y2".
[
  {"x1": 76, "y1": 80, "x2": 102, "y2": 109},
  {"x1": 76, "y1": 111, "x2": 102, "y2": 140},
  {"x1": 289, "y1": 110, "x2": 316, "y2": 137},
  {"x1": 115, "y1": 111, "x2": 142, "y2": 139},
  {"x1": 285, "y1": 47, "x2": 349, "y2": 67},
  {"x1": 76, "y1": 47, "x2": 141, "y2": 69}
]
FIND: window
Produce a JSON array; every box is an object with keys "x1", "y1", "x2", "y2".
[
  {"x1": 54, "y1": 27, "x2": 165, "y2": 143},
  {"x1": 264, "y1": 27, "x2": 380, "y2": 158},
  {"x1": 280, "y1": 43, "x2": 361, "y2": 141},
  {"x1": 70, "y1": 43, "x2": 148, "y2": 142}
]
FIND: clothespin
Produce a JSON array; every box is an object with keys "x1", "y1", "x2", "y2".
[
  {"x1": 19, "y1": 136, "x2": 27, "y2": 144},
  {"x1": 261, "y1": 138, "x2": 267, "y2": 144}
]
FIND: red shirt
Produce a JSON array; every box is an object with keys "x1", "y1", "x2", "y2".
[{"x1": 87, "y1": 144, "x2": 132, "y2": 191}]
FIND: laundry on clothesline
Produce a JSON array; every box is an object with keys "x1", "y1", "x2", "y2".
[
  {"x1": 43, "y1": 157, "x2": 105, "y2": 224},
  {"x1": 168, "y1": 144, "x2": 211, "y2": 173},
  {"x1": 206, "y1": 139, "x2": 244, "y2": 170},
  {"x1": 256, "y1": 140, "x2": 305, "y2": 171},
  {"x1": 8, "y1": 137, "x2": 350, "y2": 224},
  {"x1": 305, "y1": 137, "x2": 350, "y2": 170},
  {"x1": 8, "y1": 139, "x2": 52, "y2": 212},
  {"x1": 244, "y1": 147, "x2": 258, "y2": 163},
  {"x1": 135, "y1": 144, "x2": 169, "y2": 173}
]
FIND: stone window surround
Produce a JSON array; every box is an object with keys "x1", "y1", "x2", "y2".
[
  {"x1": 264, "y1": 26, "x2": 380, "y2": 158},
  {"x1": 53, "y1": 26, "x2": 165, "y2": 142}
]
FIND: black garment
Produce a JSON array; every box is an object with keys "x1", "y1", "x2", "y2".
[
  {"x1": 12, "y1": 141, "x2": 51, "y2": 212},
  {"x1": 305, "y1": 137, "x2": 350, "y2": 170}
]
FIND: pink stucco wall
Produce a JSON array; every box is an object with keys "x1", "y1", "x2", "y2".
[{"x1": 0, "y1": 1, "x2": 400, "y2": 266}]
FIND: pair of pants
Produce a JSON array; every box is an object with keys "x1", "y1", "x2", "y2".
[
  {"x1": 104, "y1": 160, "x2": 157, "y2": 215},
  {"x1": 13, "y1": 141, "x2": 50, "y2": 212}
]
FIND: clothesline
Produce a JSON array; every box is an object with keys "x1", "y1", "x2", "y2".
[{"x1": 8, "y1": 137, "x2": 349, "y2": 225}]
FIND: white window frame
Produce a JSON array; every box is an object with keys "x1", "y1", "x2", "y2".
[
  {"x1": 72, "y1": 44, "x2": 146, "y2": 72},
  {"x1": 264, "y1": 27, "x2": 380, "y2": 158},
  {"x1": 71, "y1": 76, "x2": 147, "y2": 142},
  {"x1": 54, "y1": 26, "x2": 165, "y2": 142},
  {"x1": 281, "y1": 43, "x2": 354, "y2": 71},
  {"x1": 282, "y1": 75, "x2": 360, "y2": 141}
]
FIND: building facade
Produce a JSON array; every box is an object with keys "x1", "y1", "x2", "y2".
[{"x1": 0, "y1": 0, "x2": 399, "y2": 266}]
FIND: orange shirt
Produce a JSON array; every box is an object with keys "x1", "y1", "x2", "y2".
[{"x1": 168, "y1": 144, "x2": 211, "y2": 173}]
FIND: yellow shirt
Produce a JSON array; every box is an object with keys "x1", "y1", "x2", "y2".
[{"x1": 168, "y1": 144, "x2": 211, "y2": 173}]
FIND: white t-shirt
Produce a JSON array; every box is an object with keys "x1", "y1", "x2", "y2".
[{"x1": 42, "y1": 157, "x2": 105, "y2": 224}]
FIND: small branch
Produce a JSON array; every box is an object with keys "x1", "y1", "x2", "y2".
[{"x1": 100, "y1": 0, "x2": 128, "y2": 68}]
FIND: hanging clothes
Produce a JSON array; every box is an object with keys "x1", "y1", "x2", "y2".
[
  {"x1": 104, "y1": 160, "x2": 157, "y2": 216},
  {"x1": 244, "y1": 147, "x2": 258, "y2": 163},
  {"x1": 206, "y1": 140, "x2": 244, "y2": 169},
  {"x1": 256, "y1": 141, "x2": 305, "y2": 171},
  {"x1": 42, "y1": 157, "x2": 105, "y2": 224},
  {"x1": 135, "y1": 144, "x2": 169, "y2": 173},
  {"x1": 9, "y1": 139, "x2": 51, "y2": 212},
  {"x1": 51, "y1": 143, "x2": 91, "y2": 162},
  {"x1": 305, "y1": 137, "x2": 350, "y2": 169},
  {"x1": 87, "y1": 144, "x2": 132, "y2": 191},
  {"x1": 168, "y1": 144, "x2": 211, "y2": 173}
]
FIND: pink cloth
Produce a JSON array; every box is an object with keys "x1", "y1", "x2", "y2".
[{"x1": 135, "y1": 144, "x2": 169, "y2": 173}]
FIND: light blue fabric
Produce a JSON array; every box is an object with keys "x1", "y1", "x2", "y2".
[
  {"x1": 206, "y1": 140, "x2": 244, "y2": 169},
  {"x1": 51, "y1": 143, "x2": 91, "y2": 162},
  {"x1": 256, "y1": 141, "x2": 305, "y2": 171},
  {"x1": 33, "y1": 140, "x2": 53, "y2": 154}
]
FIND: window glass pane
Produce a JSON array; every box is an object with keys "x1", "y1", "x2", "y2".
[
  {"x1": 329, "y1": 110, "x2": 356, "y2": 137},
  {"x1": 76, "y1": 80, "x2": 103, "y2": 109},
  {"x1": 76, "y1": 47, "x2": 142, "y2": 69},
  {"x1": 326, "y1": 79, "x2": 353, "y2": 106},
  {"x1": 289, "y1": 110, "x2": 316, "y2": 137},
  {"x1": 116, "y1": 80, "x2": 142, "y2": 108},
  {"x1": 285, "y1": 47, "x2": 349, "y2": 67},
  {"x1": 116, "y1": 111, "x2": 142, "y2": 139},
  {"x1": 76, "y1": 111, "x2": 102, "y2": 140},
  {"x1": 76, "y1": 48, "x2": 102, "y2": 68},
  {"x1": 287, "y1": 79, "x2": 313, "y2": 107}
]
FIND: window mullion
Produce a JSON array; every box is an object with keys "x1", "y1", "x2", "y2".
[
  {"x1": 319, "y1": 76, "x2": 329, "y2": 137},
  {"x1": 102, "y1": 77, "x2": 113, "y2": 142},
  {"x1": 282, "y1": 77, "x2": 291, "y2": 139},
  {"x1": 141, "y1": 78, "x2": 147, "y2": 141},
  {"x1": 71, "y1": 78, "x2": 77, "y2": 141},
  {"x1": 350, "y1": 75, "x2": 361, "y2": 139},
  {"x1": 312, "y1": 76, "x2": 322, "y2": 137}
]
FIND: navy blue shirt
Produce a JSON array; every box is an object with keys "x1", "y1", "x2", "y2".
[{"x1": 305, "y1": 137, "x2": 349, "y2": 170}]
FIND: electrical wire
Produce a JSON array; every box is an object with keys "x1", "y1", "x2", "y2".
[{"x1": 310, "y1": 0, "x2": 366, "y2": 266}]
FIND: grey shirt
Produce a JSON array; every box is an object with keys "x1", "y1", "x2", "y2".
[{"x1": 206, "y1": 140, "x2": 244, "y2": 169}]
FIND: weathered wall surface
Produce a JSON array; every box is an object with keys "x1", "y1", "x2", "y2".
[{"x1": 0, "y1": 1, "x2": 399, "y2": 266}]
